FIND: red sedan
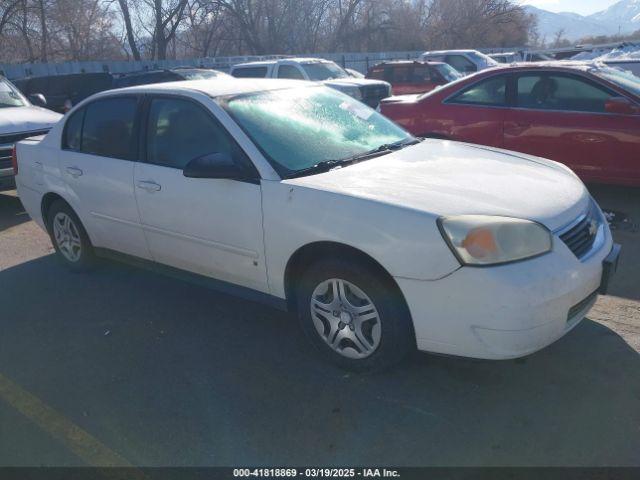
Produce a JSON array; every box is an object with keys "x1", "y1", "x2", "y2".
[{"x1": 380, "y1": 62, "x2": 640, "y2": 186}]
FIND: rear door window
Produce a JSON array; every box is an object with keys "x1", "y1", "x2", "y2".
[
  {"x1": 277, "y1": 65, "x2": 305, "y2": 80},
  {"x1": 233, "y1": 67, "x2": 268, "y2": 78},
  {"x1": 446, "y1": 55, "x2": 476, "y2": 73},
  {"x1": 392, "y1": 67, "x2": 410, "y2": 83},
  {"x1": 81, "y1": 97, "x2": 138, "y2": 160},
  {"x1": 448, "y1": 75, "x2": 507, "y2": 106},
  {"x1": 411, "y1": 66, "x2": 430, "y2": 83}
]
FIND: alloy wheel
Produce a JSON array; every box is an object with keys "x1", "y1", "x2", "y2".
[{"x1": 52, "y1": 212, "x2": 82, "y2": 262}]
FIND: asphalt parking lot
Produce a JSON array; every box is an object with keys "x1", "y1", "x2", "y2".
[{"x1": 0, "y1": 185, "x2": 639, "y2": 467}]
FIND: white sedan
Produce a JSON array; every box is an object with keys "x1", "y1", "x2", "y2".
[{"x1": 14, "y1": 79, "x2": 620, "y2": 370}]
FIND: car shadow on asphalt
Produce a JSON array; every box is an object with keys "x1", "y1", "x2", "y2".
[
  {"x1": 0, "y1": 255, "x2": 639, "y2": 467},
  {"x1": 0, "y1": 192, "x2": 31, "y2": 233}
]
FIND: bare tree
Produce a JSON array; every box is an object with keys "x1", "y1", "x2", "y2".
[
  {"x1": 0, "y1": 0, "x2": 539, "y2": 64},
  {"x1": 146, "y1": 0, "x2": 188, "y2": 59},
  {"x1": 118, "y1": 0, "x2": 142, "y2": 60},
  {"x1": 0, "y1": 0, "x2": 20, "y2": 36}
]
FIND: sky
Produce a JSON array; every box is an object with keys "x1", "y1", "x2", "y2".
[{"x1": 520, "y1": 0, "x2": 620, "y2": 16}]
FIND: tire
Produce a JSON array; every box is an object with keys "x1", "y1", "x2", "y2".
[
  {"x1": 296, "y1": 258, "x2": 415, "y2": 371},
  {"x1": 46, "y1": 199, "x2": 96, "y2": 272}
]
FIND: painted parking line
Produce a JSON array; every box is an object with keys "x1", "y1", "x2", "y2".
[{"x1": 0, "y1": 371, "x2": 138, "y2": 470}]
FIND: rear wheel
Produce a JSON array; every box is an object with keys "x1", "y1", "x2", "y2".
[
  {"x1": 296, "y1": 258, "x2": 415, "y2": 371},
  {"x1": 46, "y1": 200, "x2": 96, "y2": 272}
]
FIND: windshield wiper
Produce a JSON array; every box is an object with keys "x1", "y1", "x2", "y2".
[
  {"x1": 286, "y1": 159, "x2": 347, "y2": 179},
  {"x1": 285, "y1": 138, "x2": 421, "y2": 179}
]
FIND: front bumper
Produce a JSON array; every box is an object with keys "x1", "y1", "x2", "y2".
[
  {"x1": 397, "y1": 231, "x2": 618, "y2": 360},
  {"x1": 0, "y1": 167, "x2": 15, "y2": 192}
]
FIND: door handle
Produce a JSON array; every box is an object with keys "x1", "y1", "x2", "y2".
[
  {"x1": 66, "y1": 166, "x2": 83, "y2": 178},
  {"x1": 137, "y1": 180, "x2": 161, "y2": 192}
]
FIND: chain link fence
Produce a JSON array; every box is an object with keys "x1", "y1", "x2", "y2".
[{"x1": 0, "y1": 51, "x2": 425, "y2": 80}]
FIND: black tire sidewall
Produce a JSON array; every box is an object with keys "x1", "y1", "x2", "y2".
[
  {"x1": 296, "y1": 258, "x2": 415, "y2": 371},
  {"x1": 46, "y1": 200, "x2": 95, "y2": 272}
]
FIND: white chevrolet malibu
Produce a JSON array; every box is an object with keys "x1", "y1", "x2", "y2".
[{"x1": 14, "y1": 79, "x2": 620, "y2": 370}]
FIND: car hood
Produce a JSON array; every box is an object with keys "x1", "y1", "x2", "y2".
[
  {"x1": 380, "y1": 93, "x2": 423, "y2": 104},
  {"x1": 0, "y1": 106, "x2": 62, "y2": 136},
  {"x1": 284, "y1": 139, "x2": 589, "y2": 232}
]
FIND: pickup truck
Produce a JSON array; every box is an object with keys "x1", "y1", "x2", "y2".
[
  {"x1": 1, "y1": 76, "x2": 61, "y2": 191},
  {"x1": 230, "y1": 58, "x2": 391, "y2": 107}
]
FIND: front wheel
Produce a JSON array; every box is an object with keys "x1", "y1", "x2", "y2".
[{"x1": 296, "y1": 258, "x2": 415, "y2": 371}]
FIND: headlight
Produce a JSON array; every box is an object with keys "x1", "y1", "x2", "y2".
[
  {"x1": 341, "y1": 86, "x2": 362, "y2": 100},
  {"x1": 438, "y1": 215, "x2": 552, "y2": 266}
]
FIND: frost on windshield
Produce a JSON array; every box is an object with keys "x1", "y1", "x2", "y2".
[
  {"x1": 227, "y1": 87, "x2": 410, "y2": 175},
  {"x1": 0, "y1": 81, "x2": 26, "y2": 108}
]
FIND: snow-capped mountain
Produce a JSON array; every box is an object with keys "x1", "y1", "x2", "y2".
[
  {"x1": 524, "y1": 6, "x2": 612, "y2": 41},
  {"x1": 525, "y1": 0, "x2": 640, "y2": 41},
  {"x1": 589, "y1": 0, "x2": 640, "y2": 32}
]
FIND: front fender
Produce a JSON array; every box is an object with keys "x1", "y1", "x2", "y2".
[{"x1": 261, "y1": 180, "x2": 460, "y2": 298}]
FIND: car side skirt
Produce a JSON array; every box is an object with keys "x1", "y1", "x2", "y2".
[{"x1": 94, "y1": 248, "x2": 289, "y2": 312}]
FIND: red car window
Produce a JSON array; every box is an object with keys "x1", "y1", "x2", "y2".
[
  {"x1": 412, "y1": 66, "x2": 430, "y2": 83},
  {"x1": 393, "y1": 67, "x2": 410, "y2": 83},
  {"x1": 517, "y1": 74, "x2": 614, "y2": 113},
  {"x1": 449, "y1": 76, "x2": 507, "y2": 106}
]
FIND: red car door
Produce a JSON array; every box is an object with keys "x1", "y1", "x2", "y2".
[{"x1": 503, "y1": 72, "x2": 640, "y2": 185}]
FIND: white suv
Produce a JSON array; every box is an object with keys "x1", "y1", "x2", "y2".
[
  {"x1": 421, "y1": 50, "x2": 499, "y2": 75},
  {"x1": 14, "y1": 79, "x2": 619, "y2": 370},
  {"x1": 230, "y1": 58, "x2": 391, "y2": 107},
  {"x1": 0, "y1": 76, "x2": 61, "y2": 191}
]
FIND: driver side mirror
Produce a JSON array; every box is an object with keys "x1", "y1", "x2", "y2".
[
  {"x1": 28, "y1": 93, "x2": 47, "y2": 107},
  {"x1": 605, "y1": 96, "x2": 639, "y2": 115},
  {"x1": 183, "y1": 152, "x2": 254, "y2": 181}
]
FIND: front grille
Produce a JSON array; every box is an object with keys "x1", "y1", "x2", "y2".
[
  {"x1": 361, "y1": 84, "x2": 390, "y2": 107},
  {"x1": 567, "y1": 290, "x2": 598, "y2": 321},
  {"x1": 0, "y1": 129, "x2": 50, "y2": 170},
  {"x1": 0, "y1": 147, "x2": 13, "y2": 169},
  {"x1": 559, "y1": 214, "x2": 598, "y2": 259}
]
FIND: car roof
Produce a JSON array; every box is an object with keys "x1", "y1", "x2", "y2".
[
  {"x1": 371, "y1": 60, "x2": 446, "y2": 67},
  {"x1": 115, "y1": 69, "x2": 173, "y2": 78},
  {"x1": 493, "y1": 60, "x2": 604, "y2": 72},
  {"x1": 233, "y1": 57, "x2": 332, "y2": 68},
  {"x1": 99, "y1": 77, "x2": 311, "y2": 98},
  {"x1": 422, "y1": 50, "x2": 479, "y2": 55}
]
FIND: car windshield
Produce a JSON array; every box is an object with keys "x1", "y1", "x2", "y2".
[
  {"x1": 435, "y1": 64, "x2": 463, "y2": 82},
  {"x1": 302, "y1": 62, "x2": 350, "y2": 80},
  {"x1": 467, "y1": 51, "x2": 499, "y2": 67},
  {"x1": 224, "y1": 86, "x2": 413, "y2": 177},
  {"x1": 593, "y1": 66, "x2": 640, "y2": 98},
  {"x1": 0, "y1": 79, "x2": 27, "y2": 108},
  {"x1": 177, "y1": 69, "x2": 222, "y2": 80}
]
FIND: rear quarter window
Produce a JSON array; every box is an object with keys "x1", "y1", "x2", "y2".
[{"x1": 62, "y1": 108, "x2": 85, "y2": 151}]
